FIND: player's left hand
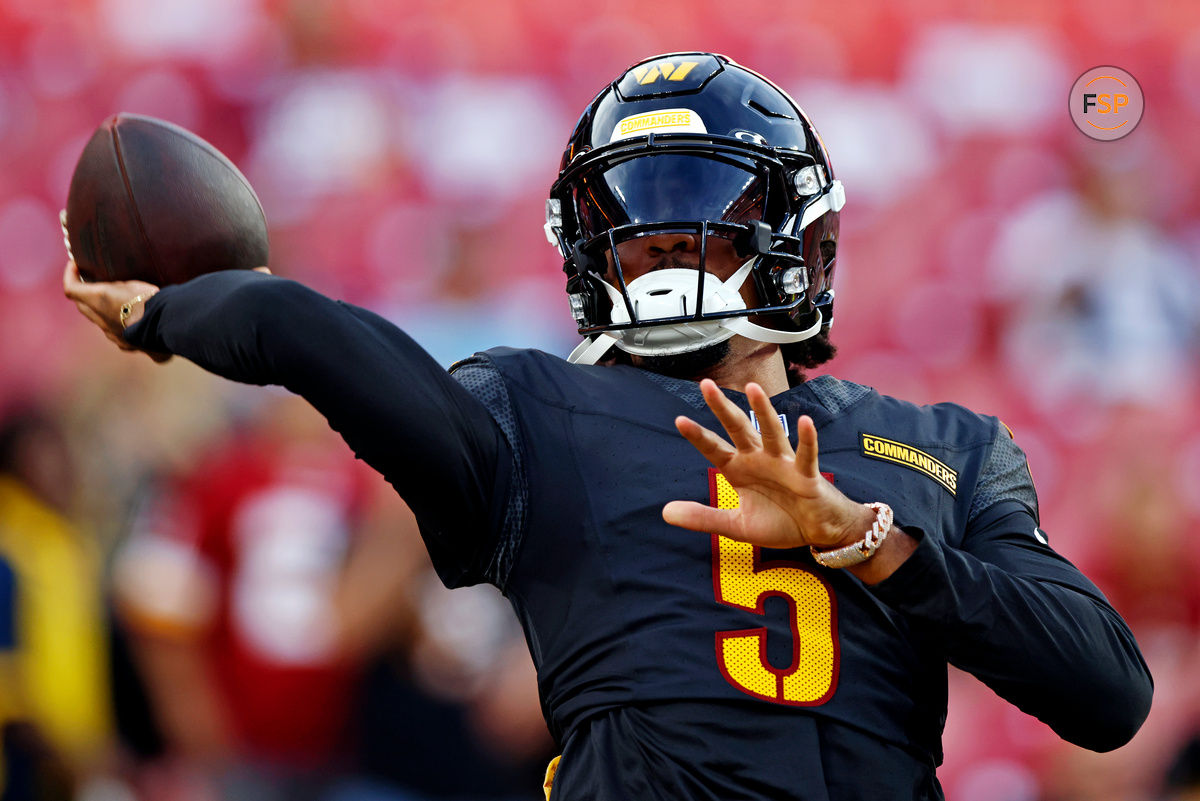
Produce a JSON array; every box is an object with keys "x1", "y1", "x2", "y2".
[{"x1": 663, "y1": 379, "x2": 876, "y2": 550}]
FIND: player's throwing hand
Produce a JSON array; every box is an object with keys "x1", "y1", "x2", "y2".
[
  {"x1": 663, "y1": 378, "x2": 877, "y2": 551},
  {"x1": 63, "y1": 259, "x2": 163, "y2": 357},
  {"x1": 64, "y1": 260, "x2": 271, "y2": 362}
]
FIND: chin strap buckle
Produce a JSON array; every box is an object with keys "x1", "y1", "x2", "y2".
[{"x1": 568, "y1": 333, "x2": 619, "y2": 365}]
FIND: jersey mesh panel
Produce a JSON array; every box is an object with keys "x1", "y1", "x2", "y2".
[
  {"x1": 969, "y1": 431, "x2": 1039, "y2": 524},
  {"x1": 805, "y1": 375, "x2": 872, "y2": 415},
  {"x1": 640, "y1": 371, "x2": 708, "y2": 408},
  {"x1": 450, "y1": 357, "x2": 529, "y2": 587}
]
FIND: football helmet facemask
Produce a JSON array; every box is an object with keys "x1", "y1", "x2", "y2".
[{"x1": 546, "y1": 52, "x2": 846, "y2": 366}]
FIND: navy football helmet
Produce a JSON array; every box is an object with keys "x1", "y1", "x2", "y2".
[{"x1": 546, "y1": 52, "x2": 845, "y2": 365}]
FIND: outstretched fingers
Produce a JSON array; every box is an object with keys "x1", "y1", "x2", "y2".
[
  {"x1": 745, "y1": 382, "x2": 789, "y2": 456},
  {"x1": 662, "y1": 500, "x2": 741, "y2": 538},
  {"x1": 683, "y1": 380, "x2": 794, "y2": 465},
  {"x1": 698, "y1": 379, "x2": 760, "y2": 451},
  {"x1": 675, "y1": 415, "x2": 735, "y2": 467},
  {"x1": 793, "y1": 414, "x2": 820, "y2": 478}
]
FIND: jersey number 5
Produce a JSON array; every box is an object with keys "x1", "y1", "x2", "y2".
[{"x1": 710, "y1": 470, "x2": 839, "y2": 705}]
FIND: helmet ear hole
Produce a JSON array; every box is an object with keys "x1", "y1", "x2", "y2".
[
  {"x1": 819, "y1": 239, "x2": 836, "y2": 266},
  {"x1": 572, "y1": 240, "x2": 599, "y2": 276}
]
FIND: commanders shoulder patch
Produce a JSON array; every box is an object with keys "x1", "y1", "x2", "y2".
[{"x1": 860, "y1": 433, "x2": 958, "y2": 495}]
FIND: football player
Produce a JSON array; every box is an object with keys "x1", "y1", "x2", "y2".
[{"x1": 66, "y1": 53, "x2": 1151, "y2": 800}]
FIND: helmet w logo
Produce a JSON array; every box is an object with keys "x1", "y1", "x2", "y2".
[{"x1": 631, "y1": 60, "x2": 700, "y2": 85}]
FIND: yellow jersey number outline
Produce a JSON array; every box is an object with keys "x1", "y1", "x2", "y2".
[{"x1": 709, "y1": 470, "x2": 839, "y2": 706}]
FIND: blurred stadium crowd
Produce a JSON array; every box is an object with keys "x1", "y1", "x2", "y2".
[{"x1": 0, "y1": 0, "x2": 1198, "y2": 799}]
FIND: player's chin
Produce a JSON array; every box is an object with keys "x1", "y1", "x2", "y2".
[{"x1": 630, "y1": 339, "x2": 731, "y2": 380}]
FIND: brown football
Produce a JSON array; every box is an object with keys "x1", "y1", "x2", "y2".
[{"x1": 64, "y1": 113, "x2": 269, "y2": 285}]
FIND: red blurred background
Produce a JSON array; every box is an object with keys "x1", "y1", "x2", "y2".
[{"x1": 1, "y1": 1, "x2": 1198, "y2": 799}]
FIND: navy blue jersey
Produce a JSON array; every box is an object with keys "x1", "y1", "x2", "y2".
[{"x1": 126, "y1": 272, "x2": 1152, "y2": 801}]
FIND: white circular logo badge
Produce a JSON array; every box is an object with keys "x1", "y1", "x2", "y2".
[{"x1": 1069, "y1": 66, "x2": 1144, "y2": 141}]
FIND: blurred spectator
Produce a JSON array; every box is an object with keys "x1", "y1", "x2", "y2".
[
  {"x1": 1093, "y1": 473, "x2": 1200, "y2": 642},
  {"x1": 1163, "y1": 733, "x2": 1200, "y2": 801},
  {"x1": 111, "y1": 395, "x2": 410, "y2": 801},
  {"x1": 111, "y1": 392, "x2": 553, "y2": 801},
  {"x1": 990, "y1": 152, "x2": 1200, "y2": 411},
  {"x1": 0, "y1": 406, "x2": 118, "y2": 800}
]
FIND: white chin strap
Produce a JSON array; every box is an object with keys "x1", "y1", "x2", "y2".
[{"x1": 567, "y1": 260, "x2": 823, "y2": 366}]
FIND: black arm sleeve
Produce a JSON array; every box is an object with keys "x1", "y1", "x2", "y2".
[
  {"x1": 125, "y1": 270, "x2": 512, "y2": 587},
  {"x1": 869, "y1": 436, "x2": 1153, "y2": 753}
]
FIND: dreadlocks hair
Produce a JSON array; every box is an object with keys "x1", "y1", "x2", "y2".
[{"x1": 781, "y1": 329, "x2": 837, "y2": 386}]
